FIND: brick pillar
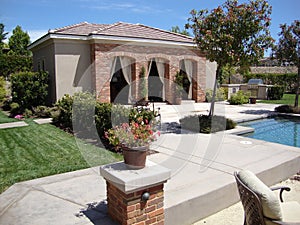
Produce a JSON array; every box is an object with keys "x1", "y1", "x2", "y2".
[
  {"x1": 107, "y1": 182, "x2": 165, "y2": 225},
  {"x1": 100, "y1": 161, "x2": 171, "y2": 225}
]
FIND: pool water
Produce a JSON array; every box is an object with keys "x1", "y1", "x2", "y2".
[{"x1": 239, "y1": 116, "x2": 300, "y2": 148}]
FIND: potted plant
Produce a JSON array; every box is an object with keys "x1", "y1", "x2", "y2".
[
  {"x1": 105, "y1": 117, "x2": 160, "y2": 169},
  {"x1": 174, "y1": 71, "x2": 184, "y2": 104}
]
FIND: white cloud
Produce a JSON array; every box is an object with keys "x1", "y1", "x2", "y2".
[{"x1": 85, "y1": 1, "x2": 171, "y2": 14}]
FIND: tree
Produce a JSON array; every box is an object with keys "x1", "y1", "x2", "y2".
[
  {"x1": 273, "y1": 20, "x2": 300, "y2": 107},
  {"x1": 170, "y1": 25, "x2": 190, "y2": 36},
  {"x1": 186, "y1": 0, "x2": 273, "y2": 115},
  {"x1": 0, "y1": 23, "x2": 8, "y2": 54},
  {"x1": 8, "y1": 25, "x2": 31, "y2": 56}
]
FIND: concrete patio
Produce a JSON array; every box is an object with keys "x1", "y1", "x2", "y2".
[{"x1": 0, "y1": 102, "x2": 299, "y2": 225}]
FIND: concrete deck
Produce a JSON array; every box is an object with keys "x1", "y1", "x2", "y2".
[{"x1": 0, "y1": 102, "x2": 299, "y2": 225}]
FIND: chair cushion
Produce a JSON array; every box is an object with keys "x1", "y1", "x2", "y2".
[
  {"x1": 281, "y1": 201, "x2": 300, "y2": 222},
  {"x1": 238, "y1": 170, "x2": 282, "y2": 220}
]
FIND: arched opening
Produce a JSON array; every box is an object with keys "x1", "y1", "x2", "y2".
[
  {"x1": 148, "y1": 58, "x2": 166, "y2": 102},
  {"x1": 110, "y1": 57, "x2": 129, "y2": 104}
]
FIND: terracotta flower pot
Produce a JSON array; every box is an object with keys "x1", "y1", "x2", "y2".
[{"x1": 122, "y1": 145, "x2": 148, "y2": 169}]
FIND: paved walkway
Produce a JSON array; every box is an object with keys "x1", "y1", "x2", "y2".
[
  {"x1": 0, "y1": 102, "x2": 299, "y2": 225},
  {"x1": 0, "y1": 118, "x2": 52, "y2": 129},
  {"x1": 0, "y1": 121, "x2": 28, "y2": 129}
]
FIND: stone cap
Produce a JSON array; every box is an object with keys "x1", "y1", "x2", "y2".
[{"x1": 100, "y1": 160, "x2": 171, "y2": 194}]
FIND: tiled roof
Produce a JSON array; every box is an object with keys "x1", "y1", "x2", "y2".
[{"x1": 50, "y1": 22, "x2": 193, "y2": 44}]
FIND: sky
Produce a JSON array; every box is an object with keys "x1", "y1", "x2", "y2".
[{"x1": 1, "y1": 0, "x2": 300, "y2": 49}]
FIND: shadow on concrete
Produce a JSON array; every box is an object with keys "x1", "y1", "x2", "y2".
[
  {"x1": 75, "y1": 201, "x2": 118, "y2": 225},
  {"x1": 239, "y1": 109, "x2": 273, "y2": 115}
]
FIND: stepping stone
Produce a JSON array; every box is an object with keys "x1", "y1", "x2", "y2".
[
  {"x1": 33, "y1": 118, "x2": 52, "y2": 124},
  {"x1": 0, "y1": 121, "x2": 28, "y2": 129}
]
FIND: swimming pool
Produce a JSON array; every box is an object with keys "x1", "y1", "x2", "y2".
[{"x1": 239, "y1": 115, "x2": 300, "y2": 148}]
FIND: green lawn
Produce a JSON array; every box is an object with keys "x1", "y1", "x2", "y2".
[
  {"x1": 259, "y1": 94, "x2": 296, "y2": 105},
  {"x1": 0, "y1": 118, "x2": 122, "y2": 193},
  {"x1": 0, "y1": 110, "x2": 18, "y2": 124}
]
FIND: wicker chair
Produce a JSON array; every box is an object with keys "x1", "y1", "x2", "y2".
[{"x1": 234, "y1": 171, "x2": 300, "y2": 225}]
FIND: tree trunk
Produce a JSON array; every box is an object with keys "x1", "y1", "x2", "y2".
[
  {"x1": 294, "y1": 64, "x2": 300, "y2": 108},
  {"x1": 209, "y1": 66, "x2": 221, "y2": 116}
]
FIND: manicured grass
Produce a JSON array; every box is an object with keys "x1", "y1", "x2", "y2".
[
  {"x1": 0, "y1": 119, "x2": 122, "y2": 193},
  {"x1": 0, "y1": 110, "x2": 18, "y2": 124},
  {"x1": 259, "y1": 94, "x2": 296, "y2": 105}
]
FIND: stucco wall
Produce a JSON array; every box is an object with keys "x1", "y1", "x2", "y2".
[
  {"x1": 31, "y1": 40, "x2": 56, "y2": 103},
  {"x1": 54, "y1": 40, "x2": 92, "y2": 101}
]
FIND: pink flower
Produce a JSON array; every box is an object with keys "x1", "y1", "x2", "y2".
[{"x1": 14, "y1": 114, "x2": 23, "y2": 120}]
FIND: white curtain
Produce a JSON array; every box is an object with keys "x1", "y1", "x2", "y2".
[
  {"x1": 147, "y1": 59, "x2": 153, "y2": 77},
  {"x1": 184, "y1": 59, "x2": 193, "y2": 99},
  {"x1": 155, "y1": 58, "x2": 165, "y2": 100},
  {"x1": 110, "y1": 57, "x2": 117, "y2": 80},
  {"x1": 119, "y1": 56, "x2": 132, "y2": 103}
]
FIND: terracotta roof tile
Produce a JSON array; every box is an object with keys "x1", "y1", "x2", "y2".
[
  {"x1": 51, "y1": 22, "x2": 111, "y2": 36},
  {"x1": 50, "y1": 22, "x2": 193, "y2": 44}
]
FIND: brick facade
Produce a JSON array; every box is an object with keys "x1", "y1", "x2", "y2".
[
  {"x1": 107, "y1": 181, "x2": 165, "y2": 225},
  {"x1": 91, "y1": 43, "x2": 206, "y2": 103}
]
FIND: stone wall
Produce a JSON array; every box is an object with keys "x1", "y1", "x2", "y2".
[{"x1": 250, "y1": 66, "x2": 297, "y2": 74}]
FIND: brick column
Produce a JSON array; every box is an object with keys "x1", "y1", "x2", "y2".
[{"x1": 100, "y1": 161, "x2": 171, "y2": 225}]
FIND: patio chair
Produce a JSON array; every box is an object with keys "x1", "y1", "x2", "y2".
[{"x1": 234, "y1": 170, "x2": 300, "y2": 225}]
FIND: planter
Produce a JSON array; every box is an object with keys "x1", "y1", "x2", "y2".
[
  {"x1": 122, "y1": 145, "x2": 149, "y2": 169},
  {"x1": 249, "y1": 97, "x2": 256, "y2": 104}
]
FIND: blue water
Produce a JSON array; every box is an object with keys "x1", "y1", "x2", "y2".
[{"x1": 240, "y1": 116, "x2": 300, "y2": 148}]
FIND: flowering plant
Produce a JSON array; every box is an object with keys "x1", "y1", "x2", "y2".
[
  {"x1": 14, "y1": 114, "x2": 24, "y2": 120},
  {"x1": 105, "y1": 117, "x2": 160, "y2": 149}
]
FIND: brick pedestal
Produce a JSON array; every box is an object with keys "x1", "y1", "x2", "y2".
[{"x1": 100, "y1": 161, "x2": 171, "y2": 225}]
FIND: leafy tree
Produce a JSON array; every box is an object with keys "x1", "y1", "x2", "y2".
[
  {"x1": 220, "y1": 64, "x2": 236, "y2": 84},
  {"x1": 186, "y1": 0, "x2": 273, "y2": 115},
  {"x1": 11, "y1": 71, "x2": 48, "y2": 112},
  {"x1": 0, "y1": 23, "x2": 8, "y2": 54},
  {"x1": 170, "y1": 25, "x2": 190, "y2": 36},
  {"x1": 273, "y1": 20, "x2": 300, "y2": 107},
  {"x1": 8, "y1": 25, "x2": 31, "y2": 56}
]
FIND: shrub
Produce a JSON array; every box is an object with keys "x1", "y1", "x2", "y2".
[
  {"x1": 267, "y1": 86, "x2": 285, "y2": 100},
  {"x1": 33, "y1": 105, "x2": 54, "y2": 118},
  {"x1": 228, "y1": 91, "x2": 250, "y2": 105},
  {"x1": 180, "y1": 114, "x2": 236, "y2": 134},
  {"x1": 10, "y1": 71, "x2": 48, "y2": 113},
  {"x1": 52, "y1": 92, "x2": 160, "y2": 141},
  {"x1": 275, "y1": 105, "x2": 300, "y2": 114},
  {"x1": 51, "y1": 94, "x2": 73, "y2": 131},
  {"x1": 72, "y1": 92, "x2": 97, "y2": 136},
  {"x1": 10, "y1": 102, "x2": 20, "y2": 115},
  {"x1": 24, "y1": 108, "x2": 33, "y2": 118},
  {"x1": 129, "y1": 107, "x2": 158, "y2": 125},
  {"x1": 206, "y1": 88, "x2": 227, "y2": 102},
  {"x1": 0, "y1": 77, "x2": 6, "y2": 105}
]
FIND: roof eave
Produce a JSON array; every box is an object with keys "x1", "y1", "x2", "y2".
[
  {"x1": 89, "y1": 34, "x2": 195, "y2": 47},
  {"x1": 29, "y1": 33, "x2": 196, "y2": 50}
]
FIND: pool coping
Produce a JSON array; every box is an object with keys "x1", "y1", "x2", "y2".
[{"x1": 230, "y1": 112, "x2": 300, "y2": 136}]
